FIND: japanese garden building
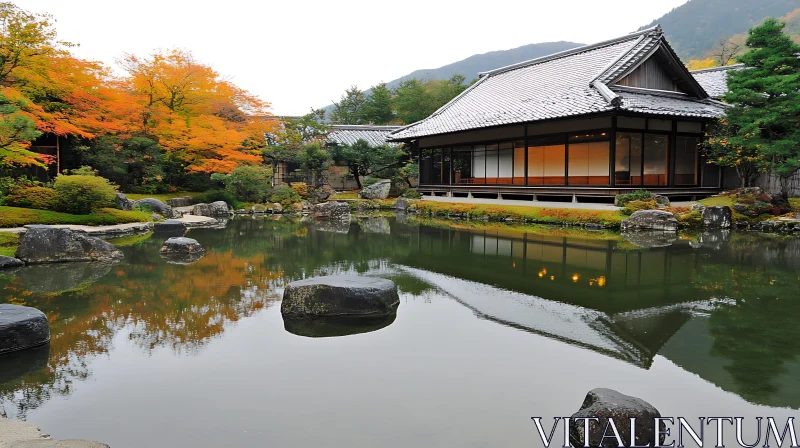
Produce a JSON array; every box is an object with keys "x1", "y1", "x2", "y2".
[{"x1": 388, "y1": 26, "x2": 731, "y2": 201}]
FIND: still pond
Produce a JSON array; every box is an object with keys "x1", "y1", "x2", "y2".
[{"x1": 1, "y1": 216, "x2": 798, "y2": 447}]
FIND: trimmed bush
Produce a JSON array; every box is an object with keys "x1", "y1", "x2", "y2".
[
  {"x1": 53, "y1": 174, "x2": 117, "y2": 214},
  {"x1": 622, "y1": 199, "x2": 658, "y2": 216},
  {"x1": 401, "y1": 188, "x2": 422, "y2": 199},
  {"x1": 195, "y1": 190, "x2": 243, "y2": 209},
  {"x1": 213, "y1": 165, "x2": 273, "y2": 203},
  {"x1": 269, "y1": 185, "x2": 301, "y2": 206},
  {"x1": 615, "y1": 189, "x2": 653, "y2": 207},
  {"x1": 4, "y1": 186, "x2": 58, "y2": 210},
  {"x1": 290, "y1": 182, "x2": 309, "y2": 198}
]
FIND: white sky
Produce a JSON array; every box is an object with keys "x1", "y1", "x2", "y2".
[{"x1": 15, "y1": 0, "x2": 689, "y2": 116}]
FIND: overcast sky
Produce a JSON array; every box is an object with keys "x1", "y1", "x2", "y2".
[{"x1": 16, "y1": 0, "x2": 689, "y2": 116}]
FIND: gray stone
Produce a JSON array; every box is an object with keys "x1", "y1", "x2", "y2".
[
  {"x1": 114, "y1": 192, "x2": 133, "y2": 211},
  {"x1": 159, "y1": 237, "x2": 204, "y2": 254},
  {"x1": 569, "y1": 388, "x2": 664, "y2": 448},
  {"x1": 1, "y1": 403, "x2": 5, "y2": 418},
  {"x1": 309, "y1": 186, "x2": 333, "y2": 204},
  {"x1": 301, "y1": 201, "x2": 312, "y2": 211},
  {"x1": 314, "y1": 201, "x2": 351, "y2": 221},
  {"x1": 702, "y1": 206, "x2": 733, "y2": 229},
  {"x1": 153, "y1": 219, "x2": 186, "y2": 235},
  {"x1": 359, "y1": 179, "x2": 392, "y2": 200},
  {"x1": 620, "y1": 210, "x2": 678, "y2": 232},
  {"x1": 270, "y1": 203, "x2": 283, "y2": 213},
  {"x1": 653, "y1": 194, "x2": 670, "y2": 207},
  {"x1": 167, "y1": 196, "x2": 193, "y2": 207},
  {"x1": 251, "y1": 204, "x2": 267, "y2": 214},
  {"x1": 281, "y1": 275, "x2": 400, "y2": 318},
  {"x1": 584, "y1": 223, "x2": 603, "y2": 231},
  {"x1": 192, "y1": 201, "x2": 231, "y2": 217},
  {"x1": 0, "y1": 304, "x2": 50, "y2": 355},
  {"x1": 15, "y1": 226, "x2": 124, "y2": 264},
  {"x1": 132, "y1": 198, "x2": 178, "y2": 218},
  {"x1": 691, "y1": 203, "x2": 706, "y2": 211},
  {"x1": 0, "y1": 255, "x2": 24, "y2": 269},
  {"x1": 9, "y1": 441, "x2": 110, "y2": 448},
  {"x1": 151, "y1": 213, "x2": 163, "y2": 221},
  {"x1": 393, "y1": 197, "x2": 410, "y2": 211}
]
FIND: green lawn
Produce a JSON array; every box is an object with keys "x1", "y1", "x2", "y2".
[
  {"x1": 698, "y1": 196, "x2": 735, "y2": 207},
  {"x1": 415, "y1": 201, "x2": 624, "y2": 226},
  {"x1": 0, "y1": 207, "x2": 153, "y2": 228},
  {"x1": 0, "y1": 232, "x2": 19, "y2": 257},
  {"x1": 124, "y1": 192, "x2": 205, "y2": 203}
]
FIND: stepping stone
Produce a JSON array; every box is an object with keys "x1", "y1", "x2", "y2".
[
  {"x1": 281, "y1": 275, "x2": 399, "y2": 318},
  {"x1": 0, "y1": 304, "x2": 50, "y2": 356}
]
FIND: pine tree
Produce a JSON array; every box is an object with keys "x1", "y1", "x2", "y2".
[
  {"x1": 330, "y1": 85, "x2": 367, "y2": 124},
  {"x1": 717, "y1": 18, "x2": 800, "y2": 196},
  {"x1": 362, "y1": 82, "x2": 394, "y2": 125}
]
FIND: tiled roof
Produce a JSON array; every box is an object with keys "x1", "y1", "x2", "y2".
[
  {"x1": 327, "y1": 125, "x2": 403, "y2": 147},
  {"x1": 690, "y1": 64, "x2": 744, "y2": 99},
  {"x1": 617, "y1": 91, "x2": 725, "y2": 118},
  {"x1": 390, "y1": 26, "x2": 726, "y2": 141}
]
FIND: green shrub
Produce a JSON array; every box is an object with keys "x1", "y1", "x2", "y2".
[
  {"x1": 0, "y1": 176, "x2": 45, "y2": 204},
  {"x1": 401, "y1": 188, "x2": 422, "y2": 199},
  {"x1": 4, "y1": 186, "x2": 58, "y2": 210},
  {"x1": 269, "y1": 185, "x2": 301, "y2": 206},
  {"x1": 290, "y1": 182, "x2": 309, "y2": 198},
  {"x1": 196, "y1": 190, "x2": 243, "y2": 209},
  {"x1": 213, "y1": 165, "x2": 273, "y2": 203},
  {"x1": 64, "y1": 166, "x2": 99, "y2": 176},
  {"x1": 622, "y1": 199, "x2": 658, "y2": 215},
  {"x1": 362, "y1": 177, "x2": 379, "y2": 187},
  {"x1": 53, "y1": 175, "x2": 117, "y2": 214},
  {"x1": 616, "y1": 189, "x2": 653, "y2": 207}
]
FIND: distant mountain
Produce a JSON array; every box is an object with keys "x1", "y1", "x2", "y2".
[
  {"x1": 641, "y1": 0, "x2": 800, "y2": 59},
  {"x1": 321, "y1": 41, "x2": 582, "y2": 114}
]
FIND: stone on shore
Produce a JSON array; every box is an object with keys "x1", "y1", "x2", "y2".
[
  {"x1": 192, "y1": 201, "x2": 231, "y2": 217},
  {"x1": 313, "y1": 201, "x2": 351, "y2": 221},
  {"x1": 0, "y1": 304, "x2": 50, "y2": 356},
  {"x1": 702, "y1": 206, "x2": 733, "y2": 229},
  {"x1": 15, "y1": 226, "x2": 123, "y2": 264},
  {"x1": 132, "y1": 198, "x2": 178, "y2": 218},
  {"x1": 393, "y1": 197, "x2": 409, "y2": 211},
  {"x1": 251, "y1": 204, "x2": 267, "y2": 214},
  {"x1": 569, "y1": 388, "x2": 664, "y2": 448},
  {"x1": 359, "y1": 179, "x2": 391, "y2": 200},
  {"x1": 620, "y1": 210, "x2": 677, "y2": 232},
  {"x1": 0, "y1": 255, "x2": 24, "y2": 270},
  {"x1": 167, "y1": 196, "x2": 193, "y2": 207},
  {"x1": 281, "y1": 275, "x2": 400, "y2": 318},
  {"x1": 115, "y1": 192, "x2": 133, "y2": 211},
  {"x1": 153, "y1": 219, "x2": 187, "y2": 235}
]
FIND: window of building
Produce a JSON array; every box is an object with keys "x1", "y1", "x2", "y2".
[
  {"x1": 498, "y1": 142, "x2": 513, "y2": 184},
  {"x1": 528, "y1": 137, "x2": 565, "y2": 185},
  {"x1": 513, "y1": 141, "x2": 525, "y2": 184},
  {"x1": 615, "y1": 132, "x2": 642, "y2": 185},
  {"x1": 420, "y1": 149, "x2": 434, "y2": 184},
  {"x1": 643, "y1": 134, "x2": 668, "y2": 186},
  {"x1": 674, "y1": 136, "x2": 699, "y2": 186},
  {"x1": 453, "y1": 147, "x2": 472, "y2": 184},
  {"x1": 568, "y1": 141, "x2": 610, "y2": 185},
  {"x1": 431, "y1": 148, "x2": 442, "y2": 184},
  {"x1": 472, "y1": 145, "x2": 486, "y2": 184}
]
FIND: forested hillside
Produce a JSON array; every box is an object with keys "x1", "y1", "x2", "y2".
[{"x1": 641, "y1": 0, "x2": 800, "y2": 59}]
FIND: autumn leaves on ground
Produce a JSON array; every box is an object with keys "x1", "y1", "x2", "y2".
[{"x1": 0, "y1": 2, "x2": 277, "y2": 175}]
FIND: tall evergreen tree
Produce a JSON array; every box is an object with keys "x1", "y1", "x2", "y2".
[
  {"x1": 330, "y1": 85, "x2": 367, "y2": 124},
  {"x1": 708, "y1": 18, "x2": 800, "y2": 196},
  {"x1": 361, "y1": 82, "x2": 393, "y2": 125}
]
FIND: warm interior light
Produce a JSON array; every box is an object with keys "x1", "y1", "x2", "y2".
[
  {"x1": 550, "y1": 275, "x2": 555, "y2": 281},
  {"x1": 572, "y1": 274, "x2": 580, "y2": 282},
  {"x1": 597, "y1": 276, "x2": 607, "y2": 287}
]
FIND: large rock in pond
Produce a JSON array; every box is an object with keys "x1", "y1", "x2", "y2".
[
  {"x1": 702, "y1": 206, "x2": 732, "y2": 229},
  {"x1": 0, "y1": 255, "x2": 24, "y2": 270},
  {"x1": 192, "y1": 201, "x2": 231, "y2": 217},
  {"x1": 159, "y1": 237, "x2": 205, "y2": 265},
  {"x1": 153, "y1": 219, "x2": 186, "y2": 236},
  {"x1": 569, "y1": 388, "x2": 664, "y2": 448},
  {"x1": 620, "y1": 210, "x2": 677, "y2": 232},
  {"x1": 281, "y1": 275, "x2": 400, "y2": 318},
  {"x1": 0, "y1": 304, "x2": 50, "y2": 355},
  {"x1": 314, "y1": 201, "x2": 351, "y2": 221},
  {"x1": 115, "y1": 192, "x2": 133, "y2": 211},
  {"x1": 359, "y1": 179, "x2": 392, "y2": 200},
  {"x1": 132, "y1": 198, "x2": 177, "y2": 218},
  {"x1": 15, "y1": 226, "x2": 123, "y2": 264},
  {"x1": 393, "y1": 197, "x2": 410, "y2": 211}
]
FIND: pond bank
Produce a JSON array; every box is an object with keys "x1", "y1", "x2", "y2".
[
  {"x1": 0, "y1": 408, "x2": 107, "y2": 447},
  {"x1": 0, "y1": 215, "x2": 219, "y2": 237}
]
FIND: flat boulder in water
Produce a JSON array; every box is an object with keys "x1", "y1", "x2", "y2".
[
  {"x1": 153, "y1": 219, "x2": 187, "y2": 236},
  {"x1": 15, "y1": 226, "x2": 123, "y2": 264},
  {"x1": 0, "y1": 304, "x2": 50, "y2": 356},
  {"x1": 620, "y1": 210, "x2": 677, "y2": 232},
  {"x1": 281, "y1": 275, "x2": 399, "y2": 318},
  {"x1": 160, "y1": 237, "x2": 204, "y2": 254}
]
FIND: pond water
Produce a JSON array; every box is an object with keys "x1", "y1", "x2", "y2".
[{"x1": 1, "y1": 216, "x2": 799, "y2": 447}]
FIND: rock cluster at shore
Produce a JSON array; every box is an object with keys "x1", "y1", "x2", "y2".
[{"x1": 15, "y1": 226, "x2": 123, "y2": 264}]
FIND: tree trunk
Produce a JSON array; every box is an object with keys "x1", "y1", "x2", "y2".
[
  {"x1": 353, "y1": 165, "x2": 362, "y2": 189},
  {"x1": 780, "y1": 175, "x2": 789, "y2": 198}
]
